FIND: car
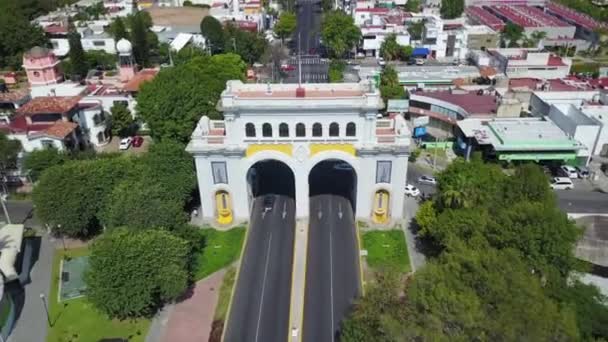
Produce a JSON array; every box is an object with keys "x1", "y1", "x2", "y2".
[
  {"x1": 333, "y1": 162, "x2": 352, "y2": 171},
  {"x1": 376, "y1": 113, "x2": 384, "y2": 119},
  {"x1": 132, "y1": 136, "x2": 144, "y2": 148},
  {"x1": 280, "y1": 64, "x2": 296, "y2": 72},
  {"x1": 417, "y1": 175, "x2": 437, "y2": 185},
  {"x1": 378, "y1": 57, "x2": 386, "y2": 66},
  {"x1": 550, "y1": 177, "x2": 573, "y2": 190},
  {"x1": 415, "y1": 58, "x2": 425, "y2": 65},
  {"x1": 263, "y1": 195, "x2": 275, "y2": 212},
  {"x1": 118, "y1": 137, "x2": 132, "y2": 150},
  {"x1": 405, "y1": 184, "x2": 421, "y2": 197},
  {"x1": 575, "y1": 166, "x2": 590, "y2": 178},
  {"x1": 560, "y1": 165, "x2": 578, "y2": 178}
]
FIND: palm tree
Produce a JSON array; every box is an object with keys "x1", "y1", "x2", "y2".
[{"x1": 530, "y1": 31, "x2": 547, "y2": 48}]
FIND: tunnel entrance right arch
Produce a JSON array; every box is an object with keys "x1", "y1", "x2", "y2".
[{"x1": 308, "y1": 159, "x2": 357, "y2": 212}]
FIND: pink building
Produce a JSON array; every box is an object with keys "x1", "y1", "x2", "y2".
[{"x1": 22, "y1": 47, "x2": 63, "y2": 86}]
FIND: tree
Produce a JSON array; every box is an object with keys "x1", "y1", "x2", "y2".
[
  {"x1": 110, "y1": 102, "x2": 134, "y2": 137},
  {"x1": 101, "y1": 181, "x2": 188, "y2": 230},
  {"x1": 407, "y1": 20, "x2": 424, "y2": 41},
  {"x1": 68, "y1": 28, "x2": 88, "y2": 79},
  {"x1": 379, "y1": 66, "x2": 405, "y2": 105},
  {"x1": 0, "y1": 2, "x2": 48, "y2": 69},
  {"x1": 109, "y1": 16, "x2": 129, "y2": 41},
  {"x1": 321, "y1": 11, "x2": 361, "y2": 58},
  {"x1": 200, "y1": 16, "x2": 224, "y2": 54},
  {"x1": 22, "y1": 148, "x2": 68, "y2": 181},
  {"x1": 379, "y1": 34, "x2": 413, "y2": 61},
  {"x1": 440, "y1": 0, "x2": 465, "y2": 19},
  {"x1": 136, "y1": 54, "x2": 245, "y2": 142},
  {"x1": 404, "y1": 0, "x2": 421, "y2": 12},
  {"x1": 85, "y1": 228, "x2": 191, "y2": 318},
  {"x1": 274, "y1": 12, "x2": 296, "y2": 43},
  {"x1": 131, "y1": 11, "x2": 151, "y2": 67},
  {"x1": 0, "y1": 133, "x2": 21, "y2": 169},
  {"x1": 328, "y1": 60, "x2": 345, "y2": 82},
  {"x1": 501, "y1": 23, "x2": 524, "y2": 48},
  {"x1": 223, "y1": 24, "x2": 268, "y2": 64}
]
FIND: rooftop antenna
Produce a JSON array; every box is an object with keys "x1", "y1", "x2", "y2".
[{"x1": 298, "y1": 32, "x2": 302, "y2": 85}]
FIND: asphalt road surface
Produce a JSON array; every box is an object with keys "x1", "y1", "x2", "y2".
[
  {"x1": 303, "y1": 194, "x2": 360, "y2": 342},
  {"x1": 224, "y1": 195, "x2": 295, "y2": 342}
]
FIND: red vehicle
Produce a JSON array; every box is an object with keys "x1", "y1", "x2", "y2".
[
  {"x1": 280, "y1": 64, "x2": 296, "y2": 72},
  {"x1": 132, "y1": 136, "x2": 144, "y2": 148}
]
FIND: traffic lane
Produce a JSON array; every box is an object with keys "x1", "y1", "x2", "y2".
[
  {"x1": 303, "y1": 195, "x2": 360, "y2": 342},
  {"x1": 555, "y1": 190, "x2": 608, "y2": 214},
  {"x1": 224, "y1": 195, "x2": 295, "y2": 342}
]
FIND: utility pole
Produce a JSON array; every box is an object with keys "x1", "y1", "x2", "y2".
[{"x1": 298, "y1": 32, "x2": 302, "y2": 85}]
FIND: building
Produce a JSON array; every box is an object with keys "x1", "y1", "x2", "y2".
[
  {"x1": 545, "y1": 2, "x2": 606, "y2": 45},
  {"x1": 471, "y1": 49, "x2": 572, "y2": 79},
  {"x1": 456, "y1": 117, "x2": 587, "y2": 164},
  {"x1": 22, "y1": 47, "x2": 63, "y2": 87},
  {"x1": 187, "y1": 81, "x2": 410, "y2": 225},
  {"x1": 464, "y1": 24, "x2": 499, "y2": 50}
]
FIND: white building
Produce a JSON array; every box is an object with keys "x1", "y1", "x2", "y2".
[
  {"x1": 470, "y1": 48, "x2": 572, "y2": 79},
  {"x1": 187, "y1": 81, "x2": 411, "y2": 225}
]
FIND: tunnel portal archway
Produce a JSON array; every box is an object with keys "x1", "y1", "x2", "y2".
[
  {"x1": 308, "y1": 159, "x2": 357, "y2": 212},
  {"x1": 246, "y1": 159, "x2": 296, "y2": 207}
]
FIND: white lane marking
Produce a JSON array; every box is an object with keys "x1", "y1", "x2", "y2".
[
  {"x1": 318, "y1": 204, "x2": 323, "y2": 219},
  {"x1": 329, "y1": 205, "x2": 335, "y2": 339},
  {"x1": 255, "y1": 232, "x2": 273, "y2": 342},
  {"x1": 338, "y1": 202, "x2": 343, "y2": 220}
]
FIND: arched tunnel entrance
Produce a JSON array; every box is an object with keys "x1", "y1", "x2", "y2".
[
  {"x1": 308, "y1": 159, "x2": 357, "y2": 211},
  {"x1": 304, "y1": 158, "x2": 360, "y2": 342},
  {"x1": 246, "y1": 160, "x2": 296, "y2": 210}
]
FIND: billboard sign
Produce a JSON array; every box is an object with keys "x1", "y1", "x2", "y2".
[
  {"x1": 412, "y1": 116, "x2": 430, "y2": 127},
  {"x1": 413, "y1": 126, "x2": 427, "y2": 137}
]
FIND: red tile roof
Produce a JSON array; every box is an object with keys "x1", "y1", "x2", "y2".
[
  {"x1": 16, "y1": 96, "x2": 81, "y2": 115},
  {"x1": 39, "y1": 121, "x2": 78, "y2": 139},
  {"x1": 123, "y1": 69, "x2": 159, "y2": 92},
  {"x1": 0, "y1": 88, "x2": 30, "y2": 103},
  {"x1": 355, "y1": 8, "x2": 390, "y2": 13},
  {"x1": 414, "y1": 90, "x2": 499, "y2": 115},
  {"x1": 43, "y1": 24, "x2": 69, "y2": 35}
]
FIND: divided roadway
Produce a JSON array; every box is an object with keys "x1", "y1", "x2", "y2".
[{"x1": 224, "y1": 195, "x2": 295, "y2": 342}]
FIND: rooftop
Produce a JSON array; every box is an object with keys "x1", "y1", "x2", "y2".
[
  {"x1": 38, "y1": 120, "x2": 78, "y2": 139},
  {"x1": 412, "y1": 89, "x2": 499, "y2": 115},
  {"x1": 0, "y1": 88, "x2": 30, "y2": 104},
  {"x1": 145, "y1": 7, "x2": 209, "y2": 27},
  {"x1": 546, "y1": 2, "x2": 606, "y2": 31},
  {"x1": 16, "y1": 96, "x2": 81, "y2": 115},
  {"x1": 123, "y1": 69, "x2": 159, "y2": 92},
  {"x1": 224, "y1": 81, "x2": 371, "y2": 98}
]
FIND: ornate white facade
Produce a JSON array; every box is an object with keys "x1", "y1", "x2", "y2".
[{"x1": 187, "y1": 81, "x2": 411, "y2": 224}]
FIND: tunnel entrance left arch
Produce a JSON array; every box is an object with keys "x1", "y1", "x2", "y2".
[
  {"x1": 308, "y1": 159, "x2": 357, "y2": 212},
  {"x1": 246, "y1": 159, "x2": 296, "y2": 211}
]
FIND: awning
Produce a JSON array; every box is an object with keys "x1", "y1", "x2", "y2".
[
  {"x1": 497, "y1": 152, "x2": 577, "y2": 161},
  {"x1": 412, "y1": 48, "x2": 430, "y2": 57}
]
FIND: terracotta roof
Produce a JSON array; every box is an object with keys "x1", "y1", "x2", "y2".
[
  {"x1": 0, "y1": 88, "x2": 30, "y2": 103},
  {"x1": 414, "y1": 90, "x2": 499, "y2": 115},
  {"x1": 43, "y1": 24, "x2": 69, "y2": 35},
  {"x1": 40, "y1": 121, "x2": 78, "y2": 139},
  {"x1": 16, "y1": 96, "x2": 81, "y2": 115},
  {"x1": 123, "y1": 69, "x2": 159, "y2": 92}
]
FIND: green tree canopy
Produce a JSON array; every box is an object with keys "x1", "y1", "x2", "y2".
[
  {"x1": 68, "y1": 28, "x2": 88, "y2": 79},
  {"x1": 407, "y1": 20, "x2": 424, "y2": 40},
  {"x1": 501, "y1": 22, "x2": 524, "y2": 47},
  {"x1": 110, "y1": 102, "x2": 134, "y2": 138},
  {"x1": 136, "y1": 53, "x2": 245, "y2": 142},
  {"x1": 404, "y1": 0, "x2": 421, "y2": 12},
  {"x1": 0, "y1": 2, "x2": 48, "y2": 69},
  {"x1": 321, "y1": 11, "x2": 361, "y2": 58},
  {"x1": 0, "y1": 133, "x2": 22, "y2": 169},
  {"x1": 223, "y1": 24, "x2": 268, "y2": 64},
  {"x1": 22, "y1": 148, "x2": 68, "y2": 181},
  {"x1": 380, "y1": 34, "x2": 413, "y2": 61},
  {"x1": 440, "y1": 0, "x2": 465, "y2": 19},
  {"x1": 131, "y1": 11, "x2": 151, "y2": 67},
  {"x1": 379, "y1": 66, "x2": 405, "y2": 105},
  {"x1": 200, "y1": 15, "x2": 224, "y2": 54},
  {"x1": 108, "y1": 16, "x2": 129, "y2": 41},
  {"x1": 85, "y1": 228, "x2": 191, "y2": 318},
  {"x1": 273, "y1": 12, "x2": 297, "y2": 42}
]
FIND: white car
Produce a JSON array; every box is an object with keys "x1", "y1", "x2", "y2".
[
  {"x1": 119, "y1": 137, "x2": 132, "y2": 150},
  {"x1": 417, "y1": 175, "x2": 437, "y2": 185},
  {"x1": 405, "y1": 184, "x2": 421, "y2": 197},
  {"x1": 550, "y1": 177, "x2": 573, "y2": 190},
  {"x1": 560, "y1": 165, "x2": 578, "y2": 178},
  {"x1": 378, "y1": 57, "x2": 386, "y2": 66}
]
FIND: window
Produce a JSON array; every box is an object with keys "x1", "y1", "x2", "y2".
[
  {"x1": 279, "y1": 123, "x2": 289, "y2": 137},
  {"x1": 346, "y1": 122, "x2": 356, "y2": 136},
  {"x1": 376, "y1": 161, "x2": 392, "y2": 183},
  {"x1": 296, "y1": 123, "x2": 305, "y2": 137},
  {"x1": 312, "y1": 123, "x2": 322, "y2": 137},
  {"x1": 97, "y1": 131, "x2": 105, "y2": 143},
  {"x1": 93, "y1": 40, "x2": 105, "y2": 47},
  {"x1": 211, "y1": 161, "x2": 228, "y2": 184},
  {"x1": 329, "y1": 122, "x2": 339, "y2": 137},
  {"x1": 245, "y1": 123, "x2": 256, "y2": 137},
  {"x1": 113, "y1": 100, "x2": 128, "y2": 108},
  {"x1": 41, "y1": 140, "x2": 55, "y2": 149},
  {"x1": 33, "y1": 71, "x2": 40, "y2": 77},
  {"x1": 262, "y1": 123, "x2": 272, "y2": 137}
]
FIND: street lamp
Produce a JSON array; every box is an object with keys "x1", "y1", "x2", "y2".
[{"x1": 40, "y1": 293, "x2": 52, "y2": 327}]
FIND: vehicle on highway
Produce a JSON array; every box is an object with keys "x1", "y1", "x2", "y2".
[
  {"x1": 549, "y1": 177, "x2": 573, "y2": 190},
  {"x1": 405, "y1": 184, "x2": 421, "y2": 197},
  {"x1": 560, "y1": 165, "x2": 578, "y2": 178},
  {"x1": 119, "y1": 137, "x2": 132, "y2": 150},
  {"x1": 263, "y1": 195, "x2": 275, "y2": 212},
  {"x1": 417, "y1": 175, "x2": 437, "y2": 185},
  {"x1": 575, "y1": 166, "x2": 589, "y2": 178},
  {"x1": 333, "y1": 162, "x2": 352, "y2": 171},
  {"x1": 132, "y1": 136, "x2": 144, "y2": 148},
  {"x1": 281, "y1": 64, "x2": 296, "y2": 72}
]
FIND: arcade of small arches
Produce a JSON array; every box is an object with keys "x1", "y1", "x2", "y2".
[{"x1": 245, "y1": 122, "x2": 357, "y2": 138}]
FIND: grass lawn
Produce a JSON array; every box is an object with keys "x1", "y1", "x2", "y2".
[
  {"x1": 47, "y1": 248, "x2": 150, "y2": 342},
  {"x1": 193, "y1": 227, "x2": 246, "y2": 281},
  {"x1": 214, "y1": 266, "x2": 236, "y2": 321},
  {"x1": 362, "y1": 230, "x2": 411, "y2": 274}
]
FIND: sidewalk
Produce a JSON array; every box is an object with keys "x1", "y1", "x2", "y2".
[
  {"x1": 288, "y1": 219, "x2": 309, "y2": 342},
  {"x1": 146, "y1": 269, "x2": 226, "y2": 342}
]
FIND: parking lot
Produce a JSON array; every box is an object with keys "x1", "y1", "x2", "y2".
[{"x1": 97, "y1": 135, "x2": 151, "y2": 155}]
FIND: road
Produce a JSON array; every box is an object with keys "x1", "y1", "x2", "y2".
[
  {"x1": 224, "y1": 195, "x2": 295, "y2": 342},
  {"x1": 303, "y1": 194, "x2": 360, "y2": 342}
]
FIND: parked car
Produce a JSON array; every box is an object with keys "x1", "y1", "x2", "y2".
[
  {"x1": 333, "y1": 162, "x2": 352, "y2": 171},
  {"x1": 263, "y1": 195, "x2": 275, "y2": 212},
  {"x1": 560, "y1": 165, "x2": 578, "y2": 178},
  {"x1": 280, "y1": 64, "x2": 296, "y2": 72},
  {"x1": 415, "y1": 58, "x2": 425, "y2": 65},
  {"x1": 405, "y1": 184, "x2": 421, "y2": 197},
  {"x1": 378, "y1": 57, "x2": 386, "y2": 66},
  {"x1": 549, "y1": 177, "x2": 574, "y2": 190},
  {"x1": 132, "y1": 136, "x2": 144, "y2": 148},
  {"x1": 118, "y1": 137, "x2": 132, "y2": 150},
  {"x1": 575, "y1": 166, "x2": 589, "y2": 178},
  {"x1": 417, "y1": 175, "x2": 437, "y2": 185}
]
